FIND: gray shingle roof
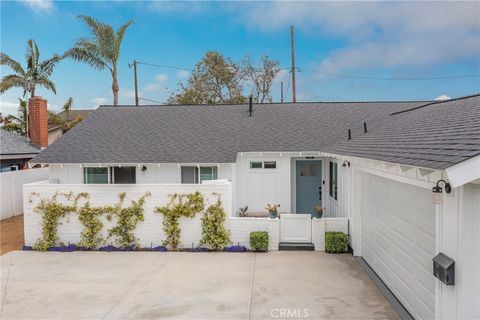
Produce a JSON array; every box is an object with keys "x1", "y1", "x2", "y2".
[
  {"x1": 0, "y1": 130, "x2": 40, "y2": 156},
  {"x1": 31, "y1": 95, "x2": 480, "y2": 170},
  {"x1": 327, "y1": 94, "x2": 480, "y2": 170}
]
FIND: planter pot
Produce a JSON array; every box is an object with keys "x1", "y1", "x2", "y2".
[
  {"x1": 269, "y1": 210, "x2": 278, "y2": 219},
  {"x1": 312, "y1": 212, "x2": 323, "y2": 219}
]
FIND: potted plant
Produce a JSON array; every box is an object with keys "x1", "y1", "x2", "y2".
[
  {"x1": 313, "y1": 206, "x2": 324, "y2": 219},
  {"x1": 265, "y1": 204, "x2": 280, "y2": 218}
]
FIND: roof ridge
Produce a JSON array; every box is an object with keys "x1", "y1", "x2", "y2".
[
  {"x1": 390, "y1": 93, "x2": 480, "y2": 116},
  {"x1": 99, "y1": 100, "x2": 430, "y2": 108}
]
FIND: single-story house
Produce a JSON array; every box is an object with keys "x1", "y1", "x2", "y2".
[
  {"x1": 0, "y1": 130, "x2": 40, "y2": 172},
  {"x1": 25, "y1": 94, "x2": 480, "y2": 319}
]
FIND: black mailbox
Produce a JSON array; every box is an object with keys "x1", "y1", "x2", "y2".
[{"x1": 433, "y1": 253, "x2": 455, "y2": 286}]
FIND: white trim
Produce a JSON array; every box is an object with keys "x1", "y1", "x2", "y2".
[
  {"x1": 445, "y1": 154, "x2": 480, "y2": 188},
  {"x1": 355, "y1": 165, "x2": 435, "y2": 189},
  {"x1": 0, "y1": 153, "x2": 38, "y2": 160}
]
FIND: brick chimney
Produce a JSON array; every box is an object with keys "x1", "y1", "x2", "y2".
[{"x1": 28, "y1": 96, "x2": 48, "y2": 149}]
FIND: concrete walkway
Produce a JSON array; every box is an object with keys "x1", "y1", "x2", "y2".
[{"x1": 0, "y1": 251, "x2": 398, "y2": 319}]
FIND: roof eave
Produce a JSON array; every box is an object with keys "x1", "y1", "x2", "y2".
[{"x1": 445, "y1": 154, "x2": 480, "y2": 188}]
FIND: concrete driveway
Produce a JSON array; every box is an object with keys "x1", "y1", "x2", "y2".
[{"x1": 0, "y1": 251, "x2": 397, "y2": 319}]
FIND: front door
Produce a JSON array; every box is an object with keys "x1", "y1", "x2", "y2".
[{"x1": 296, "y1": 160, "x2": 322, "y2": 214}]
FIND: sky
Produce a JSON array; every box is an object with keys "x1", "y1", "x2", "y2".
[{"x1": 1, "y1": 0, "x2": 479, "y2": 115}]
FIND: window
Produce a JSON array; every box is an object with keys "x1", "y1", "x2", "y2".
[
  {"x1": 84, "y1": 167, "x2": 109, "y2": 184},
  {"x1": 112, "y1": 167, "x2": 136, "y2": 184},
  {"x1": 200, "y1": 166, "x2": 218, "y2": 183},
  {"x1": 181, "y1": 166, "x2": 198, "y2": 184},
  {"x1": 329, "y1": 162, "x2": 338, "y2": 200},
  {"x1": 263, "y1": 161, "x2": 277, "y2": 169},
  {"x1": 250, "y1": 161, "x2": 263, "y2": 169},
  {"x1": 249, "y1": 161, "x2": 277, "y2": 169},
  {"x1": 300, "y1": 163, "x2": 317, "y2": 176}
]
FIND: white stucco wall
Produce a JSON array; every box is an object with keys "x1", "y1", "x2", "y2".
[
  {"x1": 0, "y1": 168, "x2": 49, "y2": 220},
  {"x1": 23, "y1": 180, "x2": 279, "y2": 251}
]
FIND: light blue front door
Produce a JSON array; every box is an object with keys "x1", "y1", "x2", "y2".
[{"x1": 296, "y1": 160, "x2": 322, "y2": 214}]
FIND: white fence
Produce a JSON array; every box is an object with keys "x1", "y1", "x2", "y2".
[
  {"x1": 1, "y1": 168, "x2": 49, "y2": 220},
  {"x1": 23, "y1": 180, "x2": 348, "y2": 251}
]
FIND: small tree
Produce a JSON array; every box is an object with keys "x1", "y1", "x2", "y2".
[
  {"x1": 241, "y1": 55, "x2": 280, "y2": 103},
  {"x1": 200, "y1": 196, "x2": 231, "y2": 250},
  {"x1": 168, "y1": 51, "x2": 246, "y2": 105}
]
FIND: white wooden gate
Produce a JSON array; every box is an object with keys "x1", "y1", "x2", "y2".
[{"x1": 280, "y1": 214, "x2": 312, "y2": 242}]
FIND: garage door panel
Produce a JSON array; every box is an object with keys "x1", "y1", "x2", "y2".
[{"x1": 361, "y1": 173, "x2": 435, "y2": 320}]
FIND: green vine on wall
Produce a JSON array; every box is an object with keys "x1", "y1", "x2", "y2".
[
  {"x1": 77, "y1": 201, "x2": 110, "y2": 249},
  {"x1": 154, "y1": 192, "x2": 205, "y2": 250},
  {"x1": 200, "y1": 194, "x2": 231, "y2": 250},
  {"x1": 106, "y1": 192, "x2": 151, "y2": 249},
  {"x1": 30, "y1": 191, "x2": 88, "y2": 251}
]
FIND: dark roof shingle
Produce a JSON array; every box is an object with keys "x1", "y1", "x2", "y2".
[{"x1": 0, "y1": 130, "x2": 40, "y2": 155}]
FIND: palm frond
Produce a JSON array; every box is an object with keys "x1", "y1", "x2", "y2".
[
  {"x1": 39, "y1": 54, "x2": 63, "y2": 78},
  {"x1": 63, "y1": 97, "x2": 73, "y2": 112},
  {"x1": 36, "y1": 76, "x2": 56, "y2": 94},
  {"x1": 64, "y1": 47, "x2": 107, "y2": 70},
  {"x1": 0, "y1": 74, "x2": 27, "y2": 95},
  {"x1": 114, "y1": 20, "x2": 134, "y2": 60},
  {"x1": 0, "y1": 53, "x2": 26, "y2": 76}
]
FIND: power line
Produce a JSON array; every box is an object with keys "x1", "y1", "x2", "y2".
[
  {"x1": 136, "y1": 61, "x2": 191, "y2": 72},
  {"x1": 299, "y1": 68, "x2": 480, "y2": 81},
  {"x1": 138, "y1": 97, "x2": 163, "y2": 104}
]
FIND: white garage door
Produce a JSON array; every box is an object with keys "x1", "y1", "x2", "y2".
[{"x1": 361, "y1": 173, "x2": 436, "y2": 319}]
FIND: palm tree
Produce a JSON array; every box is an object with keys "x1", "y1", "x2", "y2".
[
  {"x1": 63, "y1": 97, "x2": 73, "y2": 121},
  {"x1": 65, "y1": 16, "x2": 134, "y2": 106},
  {"x1": 0, "y1": 39, "x2": 62, "y2": 98}
]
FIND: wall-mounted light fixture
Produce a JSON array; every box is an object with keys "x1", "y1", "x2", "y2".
[
  {"x1": 432, "y1": 179, "x2": 451, "y2": 204},
  {"x1": 342, "y1": 160, "x2": 351, "y2": 168},
  {"x1": 141, "y1": 166, "x2": 147, "y2": 172}
]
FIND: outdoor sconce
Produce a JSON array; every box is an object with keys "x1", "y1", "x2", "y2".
[
  {"x1": 141, "y1": 166, "x2": 147, "y2": 172},
  {"x1": 342, "y1": 160, "x2": 350, "y2": 168},
  {"x1": 432, "y1": 179, "x2": 451, "y2": 204}
]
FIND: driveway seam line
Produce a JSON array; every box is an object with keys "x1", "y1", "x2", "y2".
[
  {"x1": 101, "y1": 254, "x2": 162, "y2": 320},
  {"x1": 0, "y1": 252, "x2": 15, "y2": 319},
  {"x1": 248, "y1": 253, "x2": 257, "y2": 320}
]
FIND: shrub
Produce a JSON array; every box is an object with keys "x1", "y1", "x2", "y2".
[
  {"x1": 250, "y1": 231, "x2": 268, "y2": 252},
  {"x1": 325, "y1": 231, "x2": 348, "y2": 253}
]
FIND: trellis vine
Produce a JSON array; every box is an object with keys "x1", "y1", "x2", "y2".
[
  {"x1": 30, "y1": 191, "x2": 87, "y2": 251},
  {"x1": 106, "y1": 192, "x2": 151, "y2": 249},
  {"x1": 154, "y1": 192, "x2": 205, "y2": 250},
  {"x1": 200, "y1": 195, "x2": 231, "y2": 250}
]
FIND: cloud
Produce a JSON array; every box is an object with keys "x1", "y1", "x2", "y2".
[
  {"x1": 176, "y1": 70, "x2": 190, "y2": 80},
  {"x1": 0, "y1": 101, "x2": 20, "y2": 116},
  {"x1": 155, "y1": 73, "x2": 168, "y2": 83},
  {"x1": 228, "y1": 2, "x2": 479, "y2": 72},
  {"x1": 91, "y1": 97, "x2": 109, "y2": 107},
  {"x1": 435, "y1": 95, "x2": 451, "y2": 101},
  {"x1": 144, "y1": 73, "x2": 168, "y2": 92},
  {"x1": 20, "y1": 0, "x2": 55, "y2": 14}
]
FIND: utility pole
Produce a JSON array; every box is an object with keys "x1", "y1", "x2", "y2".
[
  {"x1": 129, "y1": 60, "x2": 139, "y2": 106},
  {"x1": 290, "y1": 25, "x2": 297, "y2": 103},
  {"x1": 280, "y1": 81, "x2": 284, "y2": 103}
]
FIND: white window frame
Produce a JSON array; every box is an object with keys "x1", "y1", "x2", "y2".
[{"x1": 248, "y1": 159, "x2": 280, "y2": 172}]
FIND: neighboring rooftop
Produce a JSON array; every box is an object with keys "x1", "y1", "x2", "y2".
[
  {"x1": 56, "y1": 109, "x2": 94, "y2": 122},
  {"x1": 0, "y1": 130, "x2": 40, "y2": 156},
  {"x1": 31, "y1": 95, "x2": 480, "y2": 170}
]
